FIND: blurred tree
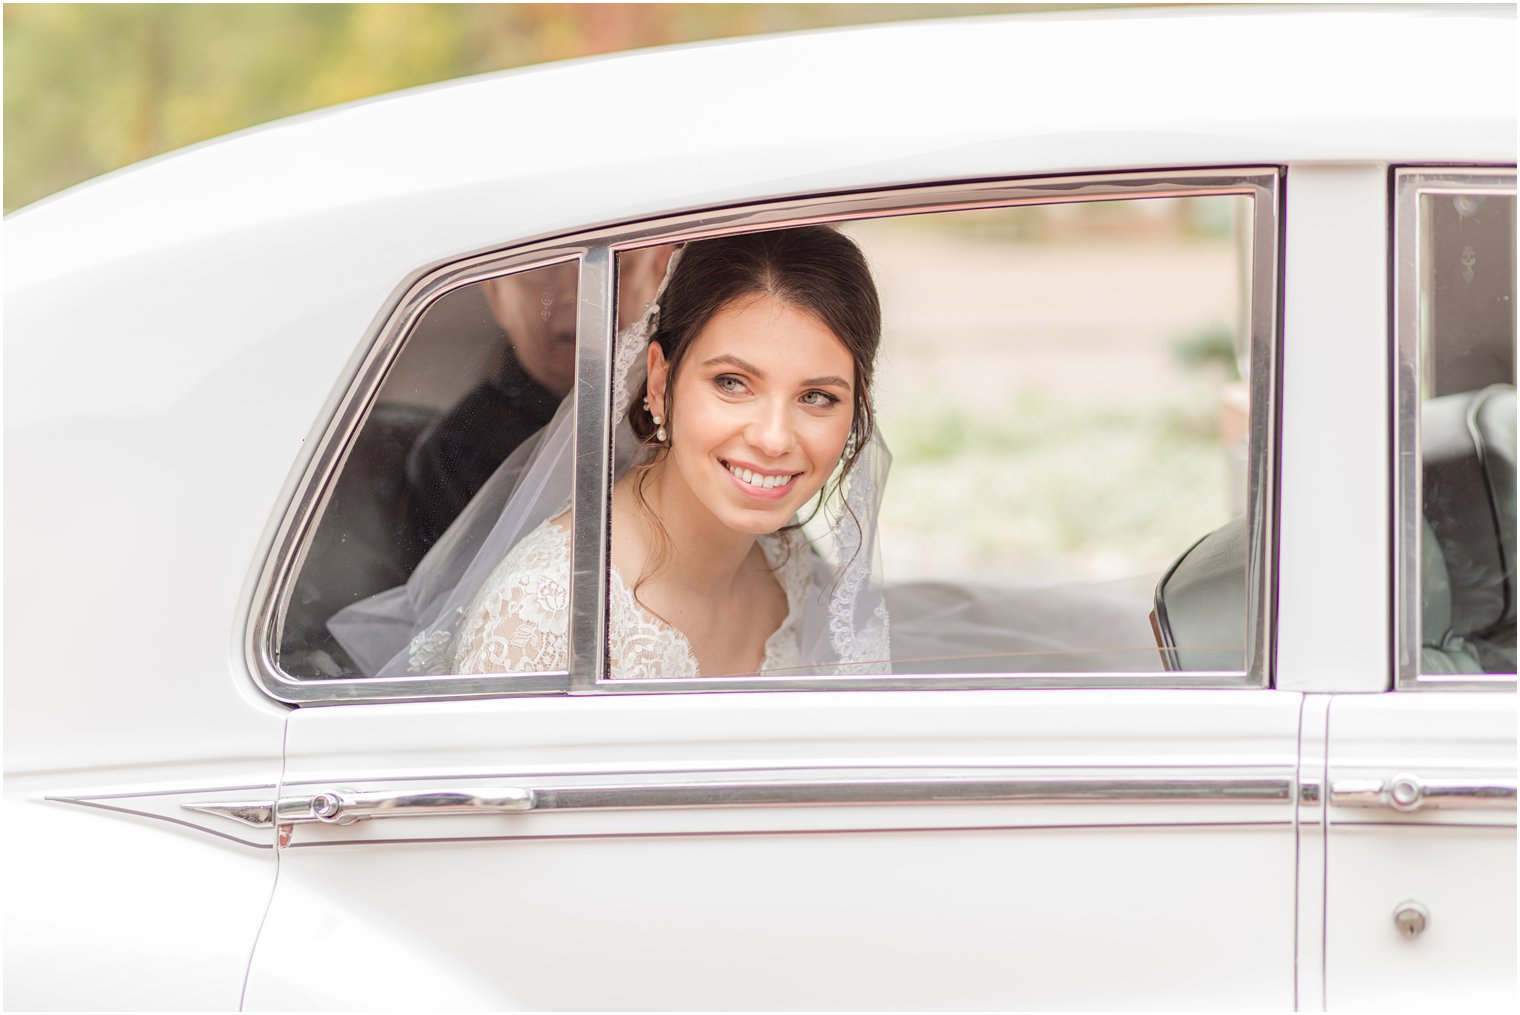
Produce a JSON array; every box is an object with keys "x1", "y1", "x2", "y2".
[{"x1": 4, "y1": 3, "x2": 1119, "y2": 212}]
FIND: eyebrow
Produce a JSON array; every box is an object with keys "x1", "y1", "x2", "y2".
[{"x1": 701, "y1": 353, "x2": 852, "y2": 391}]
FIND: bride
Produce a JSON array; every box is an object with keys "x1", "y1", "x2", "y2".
[{"x1": 330, "y1": 225, "x2": 890, "y2": 679}]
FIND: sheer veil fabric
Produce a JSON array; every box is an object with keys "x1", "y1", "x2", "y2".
[{"x1": 328, "y1": 245, "x2": 893, "y2": 679}]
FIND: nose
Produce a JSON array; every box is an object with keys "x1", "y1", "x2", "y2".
[{"x1": 747, "y1": 396, "x2": 795, "y2": 459}]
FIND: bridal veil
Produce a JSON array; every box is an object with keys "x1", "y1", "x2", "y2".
[{"x1": 329, "y1": 236, "x2": 893, "y2": 679}]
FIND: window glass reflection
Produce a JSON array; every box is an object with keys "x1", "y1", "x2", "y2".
[
  {"x1": 281, "y1": 262, "x2": 577, "y2": 678},
  {"x1": 1418, "y1": 190, "x2": 1516, "y2": 675}
]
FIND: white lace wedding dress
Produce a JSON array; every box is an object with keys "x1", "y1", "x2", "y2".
[{"x1": 451, "y1": 519, "x2": 813, "y2": 678}]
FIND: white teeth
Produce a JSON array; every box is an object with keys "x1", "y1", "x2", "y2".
[{"x1": 726, "y1": 462, "x2": 793, "y2": 489}]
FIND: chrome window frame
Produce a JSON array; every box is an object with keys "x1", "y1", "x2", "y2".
[
  {"x1": 250, "y1": 246, "x2": 590, "y2": 705},
  {"x1": 1392, "y1": 166, "x2": 1518, "y2": 693},
  {"x1": 249, "y1": 167, "x2": 1280, "y2": 706}
]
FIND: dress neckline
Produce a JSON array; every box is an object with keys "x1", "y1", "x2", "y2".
[{"x1": 604, "y1": 530, "x2": 802, "y2": 676}]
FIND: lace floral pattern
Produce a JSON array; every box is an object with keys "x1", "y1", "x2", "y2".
[
  {"x1": 452, "y1": 521, "x2": 573, "y2": 675},
  {"x1": 451, "y1": 519, "x2": 808, "y2": 678}
]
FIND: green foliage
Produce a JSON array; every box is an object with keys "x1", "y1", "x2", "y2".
[
  {"x1": 3, "y1": 3, "x2": 1108, "y2": 212},
  {"x1": 1171, "y1": 323, "x2": 1241, "y2": 380}
]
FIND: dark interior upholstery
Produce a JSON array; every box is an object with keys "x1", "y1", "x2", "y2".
[
  {"x1": 1150, "y1": 517, "x2": 1247, "y2": 671},
  {"x1": 1422, "y1": 384, "x2": 1515, "y2": 671},
  {"x1": 278, "y1": 402, "x2": 436, "y2": 678},
  {"x1": 1153, "y1": 383, "x2": 1516, "y2": 674}
]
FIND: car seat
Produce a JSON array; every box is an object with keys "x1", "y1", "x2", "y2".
[{"x1": 1152, "y1": 383, "x2": 1515, "y2": 673}]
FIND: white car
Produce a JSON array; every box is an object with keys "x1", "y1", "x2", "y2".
[{"x1": 4, "y1": 6, "x2": 1515, "y2": 1010}]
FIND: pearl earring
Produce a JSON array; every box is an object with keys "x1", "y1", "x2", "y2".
[{"x1": 644, "y1": 396, "x2": 667, "y2": 443}]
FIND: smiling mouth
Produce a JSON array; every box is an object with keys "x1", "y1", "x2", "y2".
[{"x1": 721, "y1": 459, "x2": 799, "y2": 491}]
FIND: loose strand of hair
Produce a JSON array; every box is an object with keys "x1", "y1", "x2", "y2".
[{"x1": 628, "y1": 447, "x2": 678, "y2": 627}]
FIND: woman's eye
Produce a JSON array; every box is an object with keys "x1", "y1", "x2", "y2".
[
  {"x1": 714, "y1": 375, "x2": 748, "y2": 394},
  {"x1": 801, "y1": 390, "x2": 841, "y2": 408}
]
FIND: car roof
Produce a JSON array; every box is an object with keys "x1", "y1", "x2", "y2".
[{"x1": 7, "y1": 5, "x2": 1515, "y2": 289}]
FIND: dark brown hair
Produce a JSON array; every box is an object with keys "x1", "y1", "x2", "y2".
[
  {"x1": 626, "y1": 225, "x2": 882, "y2": 598},
  {"x1": 630, "y1": 225, "x2": 881, "y2": 471}
]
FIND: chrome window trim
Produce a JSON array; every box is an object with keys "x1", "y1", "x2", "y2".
[
  {"x1": 582, "y1": 167, "x2": 1280, "y2": 696},
  {"x1": 248, "y1": 246, "x2": 590, "y2": 705},
  {"x1": 1392, "y1": 167, "x2": 1518, "y2": 693},
  {"x1": 249, "y1": 167, "x2": 1281, "y2": 706},
  {"x1": 569, "y1": 246, "x2": 616, "y2": 692}
]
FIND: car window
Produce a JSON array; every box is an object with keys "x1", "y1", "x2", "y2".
[
  {"x1": 261, "y1": 171, "x2": 1278, "y2": 700},
  {"x1": 605, "y1": 188, "x2": 1268, "y2": 681},
  {"x1": 278, "y1": 259, "x2": 578, "y2": 679},
  {"x1": 1396, "y1": 169, "x2": 1517, "y2": 686}
]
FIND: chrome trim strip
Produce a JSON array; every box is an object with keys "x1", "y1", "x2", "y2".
[
  {"x1": 249, "y1": 168, "x2": 1282, "y2": 705},
  {"x1": 528, "y1": 774, "x2": 1290, "y2": 810},
  {"x1": 244, "y1": 770, "x2": 1291, "y2": 827},
  {"x1": 1246, "y1": 169, "x2": 1282, "y2": 688},
  {"x1": 570, "y1": 245, "x2": 615, "y2": 692},
  {"x1": 1313, "y1": 821, "x2": 1516, "y2": 831},
  {"x1": 181, "y1": 799, "x2": 277, "y2": 828},
  {"x1": 1329, "y1": 777, "x2": 1386, "y2": 806},
  {"x1": 1328, "y1": 774, "x2": 1517, "y2": 812},
  {"x1": 572, "y1": 669, "x2": 1264, "y2": 694},
  {"x1": 1392, "y1": 167, "x2": 1518, "y2": 692}
]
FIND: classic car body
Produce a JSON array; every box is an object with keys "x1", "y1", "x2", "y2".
[{"x1": 4, "y1": 6, "x2": 1515, "y2": 1010}]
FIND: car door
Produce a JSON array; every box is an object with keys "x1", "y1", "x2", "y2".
[
  {"x1": 237, "y1": 170, "x2": 1303, "y2": 1010},
  {"x1": 1318, "y1": 169, "x2": 1517, "y2": 1010}
]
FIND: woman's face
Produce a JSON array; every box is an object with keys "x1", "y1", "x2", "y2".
[{"x1": 647, "y1": 292, "x2": 856, "y2": 536}]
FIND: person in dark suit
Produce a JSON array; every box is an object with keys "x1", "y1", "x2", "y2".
[{"x1": 406, "y1": 248, "x2": 674, "y2": 548}]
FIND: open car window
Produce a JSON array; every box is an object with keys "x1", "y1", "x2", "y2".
[
  {"x1": 840, "y1": 199, "x2": 1255, "y2": 675},
  {"x1": 597, "y1": 174, "x2": 1277, "y2": 689}
]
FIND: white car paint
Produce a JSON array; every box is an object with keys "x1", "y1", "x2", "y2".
[
  {"x1": 3, "y1": 6, "x2": 1514, "y2": 1010},
  {"x1": 246, "y1": 689, "x2": 1304, "y2": 1010}
]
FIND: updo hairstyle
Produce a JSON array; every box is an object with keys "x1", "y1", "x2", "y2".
[{"x1": 629, "y1": 225, "x2": 882, "y2": 483}]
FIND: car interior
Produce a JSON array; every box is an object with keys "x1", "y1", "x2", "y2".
[{"x1": 1152, "y1": 383, "x2": 1516, "y2": 674}]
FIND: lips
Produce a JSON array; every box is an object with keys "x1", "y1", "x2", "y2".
[{"x1": 721, "y1": 459, "x2": 800, "y2": 499}]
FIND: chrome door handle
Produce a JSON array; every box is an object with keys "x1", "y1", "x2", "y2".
[
  {"x1": 306, "y1": 787, "x2": 536, "y2": 825},
  {"x1": 1328, "y1": 773, "x2": 1516, "y2": 813},
  {"x1": 184, "y1": 787, "x2": 535, "y2": 827}
]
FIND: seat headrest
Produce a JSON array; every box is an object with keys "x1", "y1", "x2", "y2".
[{"x1": 1151, "y1": 516, "x2": 1246, "y2": 671}]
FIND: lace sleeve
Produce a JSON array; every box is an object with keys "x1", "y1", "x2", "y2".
[{"x1": 452, "y1": 521, "x2": 572, "y2": 675}]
